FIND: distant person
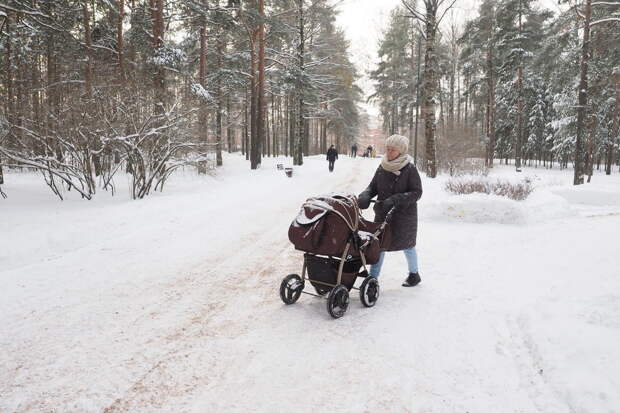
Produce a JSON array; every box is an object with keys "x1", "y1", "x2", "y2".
[
  {"x1": 358, "y1": 134, "x2": 423, "y2": 287},
  {"x1": 351, "y1": 144, "x2": 358, "y2": 158},
  {"x1": 326, "y1": 144, "x2": 338, "y2": 172},
  {"x1": 366, "y1": 145, "x2": 373, "y2": 158}
]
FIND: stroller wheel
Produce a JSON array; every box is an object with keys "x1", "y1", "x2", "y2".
[
  {"x1": 280, "y1": 274, "x2": 303, "y2": 305},
  {"x1": 326, "y1": 285, "x2": 349, "y2": 318},
  {"x1": 359, "y1": 276, "x2": 380, "y2": 307}
]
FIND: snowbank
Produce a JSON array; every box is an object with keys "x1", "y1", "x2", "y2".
[{"x1": 422, "y1": 165, "x2": 619, "y2": 225}]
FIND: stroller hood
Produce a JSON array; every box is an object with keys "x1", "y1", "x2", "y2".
[{"x1": 288, "y1": 193, "x2": 390, "y2": 264}]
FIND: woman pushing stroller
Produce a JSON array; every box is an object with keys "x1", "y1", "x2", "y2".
[{"x1": 357, "y1": 134, "x2": 423, "y2": 287}]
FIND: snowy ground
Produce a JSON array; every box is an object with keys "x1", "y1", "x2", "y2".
[{"x1": 1, "y1": 154, "x2": 619, "y2": 413}]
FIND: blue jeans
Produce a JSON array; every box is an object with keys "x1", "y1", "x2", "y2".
[{"x1": 369, "y1": 247, "x2": 419, "y2": 278}]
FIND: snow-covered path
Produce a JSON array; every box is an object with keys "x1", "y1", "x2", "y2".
[{"x1": 2, "y1": 155, "x2": 619, "y2": 412}]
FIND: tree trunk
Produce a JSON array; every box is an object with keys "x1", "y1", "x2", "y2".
[
  {"x1": 294, "y1": 0, "x2": 305, "y2": 166},
  {"x1": 5, "y1": 11, "x2": 13, "y2": 139},
  {"x1": 227, "y1": 94, "x2": 233, "y2": 153},
  {"x1": 83, "y1": 1, "x2": 94, "y2": 99},
  {"x1": 586, "y1": 114, "x2": 596, "y2": 182},
  {"x1": 574, "y1": 0, "x2": 592, "y2": 185},
  {"x1": 408, "y1": 22, "x2": 416, "y2": 153},
  {"x1": 152, "y1": 0, "x2": 166, "y2": 116},
  {"x1": 607, "y1": 67, "x2": 620, "y2": 175},
  {"x1": 449, "y1": 23, "x2": 457, "y2": 133},
  {"x1": 422, "y1": 2, "x2": 439, "y2": 178},
  {"x1": 486, "y1": 18, "x2": 496, "y2": 168},
  {"x1": 216, "y1": 34, "x2": 224, "y2": 167},
  {"x1": 244, "y1": 86, "x2": 249, "y2": 159},
  {"x1": 198, "y1": 2, "x2": 208, "y2": 173},
  {"x1": 414, "y1": 34, "x2": 422, "y2": 165},
  {"x1": 257, "y1": 0, "x2": 266, "y2": 163},
  {"x1": 31, "y1": 45, "x2": 41, "y2": 138},
  {"x1": 464, "y1": 73, "x2": 469, "y2": 125},
  {"x1": 128, "y1": 0, "x2": 137, "y2": 78},
  {"x1": 117, "y1": 0, "x2": 126, "y2": 84},
  {"x1": 515, "y1": 3, "x2": 524, "y2": 171},
  {"x1": 249, "y1": 0, "x2": 260, "y2": 169}
]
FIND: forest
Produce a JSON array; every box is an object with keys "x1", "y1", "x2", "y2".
[
  {"x1": 0, "y1": 0, "x2": 618, "y2": 200},
  {"x1": 0, "y1": 0, "x2": 362, "y2": 199},
  {"x1": 370, "y1": 0, "x2": 619, "y2": 182}
]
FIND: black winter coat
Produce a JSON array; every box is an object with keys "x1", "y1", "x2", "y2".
[
  {"x1": 326, "y1": 148, "x2": 338, "y2": 161},
  {"x1": 359, "y1": 162, "x2": 423, "y2": 251}
]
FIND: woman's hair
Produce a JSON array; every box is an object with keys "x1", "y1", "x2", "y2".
[{"x1": 386, "y1": 134, "x2": 408, "y2": 154}]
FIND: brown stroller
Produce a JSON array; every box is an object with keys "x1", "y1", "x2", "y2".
[{"x1": 280, "y1": 193, "x2": 392, "y2": 318}]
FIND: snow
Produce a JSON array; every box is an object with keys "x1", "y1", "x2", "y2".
[
  {"x1": 190, "y1": 83, "x2": 212, "y2": 101},
  {"x1": 2, "y1": 155, "x2": 620, "y2": 412}
]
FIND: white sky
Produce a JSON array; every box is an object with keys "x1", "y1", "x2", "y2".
[{"x1": 334, "y1": 0, "x2": 563, "y2": 118}]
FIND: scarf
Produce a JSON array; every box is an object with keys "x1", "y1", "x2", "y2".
[{"x1": 381, "y1": 153, "x2": 412, "y2": 175}]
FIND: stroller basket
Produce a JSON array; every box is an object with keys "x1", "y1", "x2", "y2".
[{"x1": 305, "y1": 253, "x2": 363, "y2": 292}]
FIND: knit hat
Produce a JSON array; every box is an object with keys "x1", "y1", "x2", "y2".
[{"x1": 385, "y1": 134, "x2": 409, "y2": 154}]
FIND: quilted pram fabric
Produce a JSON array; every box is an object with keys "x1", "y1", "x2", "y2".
[{"x1": 288, "y1": 193, "x2": 390, "y2": 265}]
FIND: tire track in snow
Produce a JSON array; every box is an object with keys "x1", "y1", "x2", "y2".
[{"x1": 503, "y1": 313, "x2": 577, "y2": 413}]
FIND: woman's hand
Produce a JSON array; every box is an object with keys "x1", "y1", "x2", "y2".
[
  {"x1": 382, "y1": 197, "x2": 395, "y2": 212},
  {"x1": 358, "y1": 192, "x2": 371, "y2": 209},
  {"x1": 382, "y1": 193, "x2": 407, "y2": 212}
]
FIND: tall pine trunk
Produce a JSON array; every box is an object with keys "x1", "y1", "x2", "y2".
[
  {"x1": 152, "y1": 0, "x2": 166, "y2": 116},
  {"x1": 294, "y1": 0, "x2": 305, "y2": 166},
  {"x1": 574, "y1": 0, "x2": 592, "y2": 185},
  {"x1": 515, "y1": 3, "x2": 524, "y2": 171},
  {"x1": 607, "y1": 68, "x2": 620, "y2": 175},
  {"x1": 486, "y1": 21, "x2": 496, "y2": 168},
  {"x1": 216, "y1": 33, "x2": 224, "y2": 167},
  {"x1": 257, "y1": 0, "x2": 266, "y2": 163},
  {"x1": 5, "y1": 10, "x2": 13, "y2": 144},
  {"x1": 198, "y1": 1, "x2": 208, "y2": 173},
  {"x1": 249, "y1": 0, "x2": 260, "y2": 169},
  {"x1": 83, "y1": 1, "x2": 93, "y2": 99},
  {"x1": 117, "y1": 0, "x2": 126, "y2": 84},
  {"x1": 414, "y1": 34, "x2": 422, "y2": 165},
  {"x1": 422, "y1": 2, "x2": 438, "y2": 178}
]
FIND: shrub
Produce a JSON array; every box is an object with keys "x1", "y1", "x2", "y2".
[{"x1": 445, "y1": 177, "x2": 534, "y2": 201}]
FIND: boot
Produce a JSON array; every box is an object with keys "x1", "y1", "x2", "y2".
[{"x1": 402, "y1": 272, "x2": 421, "y2": 287}]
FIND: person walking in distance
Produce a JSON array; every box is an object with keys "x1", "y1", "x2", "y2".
[
  {"x1": 358, "y1": 134, "x2": 423, "y2": 287},
  {"x1": 326, "y1": 144, "x2": 338, "y2": 172},
  {"x1": 351, "y1": 143, "x2": 358, "y2": 158}
]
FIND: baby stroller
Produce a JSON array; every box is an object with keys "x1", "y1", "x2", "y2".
[{"x1": 280, "y1": 193, "x2": 392, "y2": 318}]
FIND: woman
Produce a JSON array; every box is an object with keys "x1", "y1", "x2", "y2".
[{"x1": 358, "y1": 134, "x2": 423, "y2": 287}]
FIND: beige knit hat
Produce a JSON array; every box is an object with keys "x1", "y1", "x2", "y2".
[{"x1": 385, "y1": 134, "x2": 409, "y2": 154}]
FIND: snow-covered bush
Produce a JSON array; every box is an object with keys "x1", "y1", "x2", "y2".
[{"x1": 445, "y1": 176, "x2": 534, "y2": 201}]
